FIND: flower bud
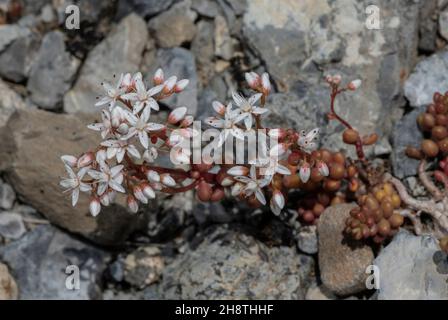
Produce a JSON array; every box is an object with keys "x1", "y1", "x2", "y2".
[
  {"x1": 180, "y1": 115, "x2": 194, "y2": 127},
  {"x1": 161, "y1": 174, "x2": 176, "y2": 187},
  {"x1": 147, "y1": 170, "x2": 160, "y2": 182},
  {"x1": 272, "y1": 190, "x2": 285, "y2": 209},
  {"x1": 100, "y1": 193, "x2": 110, "y2": 206},
  {"x1": 134, "y1": 185, "x2": 148, "y2": 204},
  {"x1": 332, "y1": 74, "x2": 342, "y2": 84},
  {"x1": 77, "y1": 152, "x2": 94, "y2": 168},
  {"x1": 245, "y1": 71, "x2": 260, "y2": 89},
  {"x1": 163, "y1": 76, "x2": 177, "y2": 94},
  {"x1": 316, "y1": 161, "x2": 329, "y2": 177},
  {"x1": 227, "y1": 166, "x2": 249, "y2": 176},
  {"x1": 153, "y1": 68, "x2": 164, "y2": 85},
  {"x1": 127, "y1": 195, "x2": 139, "y2": 213},
  {"x1": 212, "y1": 101, "x2": 226, "y2": 116},
  {"x1": 174, "y1": 79, "x2": 189, "y2": 93},
  {"x1": 168, "y1": 106, "x2": 188, "y2": 124},
  {"x1": 348, "y1": 79, "x2": 362, "y2": 90},
  {"x1": 61, "y1": 155, "x2": 78, "y2": 167},
  {"x1": 141, "y1": 183, "x2": 155, "y2": 199},
  {"x1": 89, "y1": 197, "x2": 101, "y2": 217},
  {"x1": 261, "y1": 72, "x2": 271, "y2": 93},
  {"x1": 299, "y1": 163, "x2": 311, "y2": 183}
]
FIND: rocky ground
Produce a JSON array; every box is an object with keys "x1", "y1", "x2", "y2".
[{"x1": 0, "y1": 0, "x2": 448, "y2": 300}]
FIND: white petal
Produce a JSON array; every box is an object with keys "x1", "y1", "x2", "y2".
[
  {"x1": 110, "y1": 164, "x2": 124, "y2": 177},
  {"x1": 139, "y1": 131, "x2": 149, "y2": 149},
  {"x1": 61, "y1": 155, "x2": 77, "y2": 167},
  {"x1": 227, "y1": 166, "x2": 249, "y2": 176},
  {"x1": 255, "y1": 189, "x2": 266, "y2": 205},
  {"x1": 89, "y1": 198, "x2": 101, "y2": 217},
  {"x1": 109, "y1": 179, "x2": 125, "y2": 193},
  {"x1": 71, "y1": 188, "x2": 80, "y2": 207}
]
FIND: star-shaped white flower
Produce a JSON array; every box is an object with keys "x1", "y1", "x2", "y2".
[
  {"x1": 95, "y1": 74, "x2": 125, "y2": 110},
  {"x1": 121, "y1": 108, "x2": 165, "y2": 149},
  {"x1": 230, "y1": 165, "x2": 270, "y2": 205},
  {"x1": 205, "y1": 103, "x2": 246, "y2": 147},
  {"x1": 88, "y1": 163, "x2": 125, "y2": 196},
  {"x1": 232, "y1": 92, "x2": 268, "y2": 130},
  {"x1": 121, "y1": 78, "x2": 163, "y2": 114},
  {"x1": 101, "y1": 139, "x2": 141, "y2": 163},
  {"x1": 60, "y1": 165, "x2": 91, "y2": 206}
]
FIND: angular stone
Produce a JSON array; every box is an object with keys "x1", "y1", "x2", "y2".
[
  {"x1": 0, "y1": 179, "x2": 15, "y2": 210},
  {"x1": 214, "y1": 15, "x2": 233, "y2": 60},
  {"x1": 0, "y1": 24, "x2": 30, "y2": 52},
  {"x1": 122, "y1": 246, "x2": 164, "y2": 289},
  {"x1": 440, "y1": 9, "x2": 448, "y2": 41},
  {"x1": 191, "y1": 0, "x2": 220, "y2": 18},
  {"x1": 404, "y1": 49, "x2": 448, "y2": 107},
  {"x1": 148, "y1": 0, "x2": 197, "y2": 48},
  {"x1": 0, "y1": 263, "x2": 18, "y2": 300},
  {"x1": 374, "y1": 231, "x2": 448, "y2": 300},
  {"x1": 318, "y1": 203, "x2": 374, "y2": 296},
  {"x1": 0, "y1": 212, "x2": 26, "y2": 240},
  {"x1": 0, "y1": 78, "x2": 27, "y2": 128},
  {"x1": 161, "y1": 227, "x2": 315, "y2": 299},
  {"x1": 64, "y1": 14, "x2": 148, "y2": 113},
  {"x1": 297, "y1": 225, "x2": 318, "y2": 255},
  {"x1": 391, "y1": 107, "x2": 425, "y2": 178},
  {"x1": 0, "y1": 108, "x2": 143, "y2": 245},
  {"x1": 191, "y1": 20, "x2": 215, "y2": 86},
  {"x1": 116, "y1": 0, "x2": 175, "y2": 19},
  {"x1": 154, "y1": 48, "x2": 198, "y2": 114},
  {"x1": 0, "y1": 224, "x2": 109, "y2": 299},
  {"x1": 27, "y1": 31, "x2": 80, "y2": 109}
]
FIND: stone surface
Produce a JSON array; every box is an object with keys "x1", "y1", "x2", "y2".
[
  {"x1": 64, "y1": 13, "x2": 148, "y2": 113},
  {"x1": 305, "y1": 282, "x2": 336, "y2": 300},
  {"x1": 122, "y1": 246, "x2": 164, "y2": 289},
  {"x1": 0, "y1": 78, "x2": 27, "y2": 128},
  {"x1": 191, "y1": 0, "x2": 220, "y2": 18},
  {"x1": 418, "y1": 0, "x2": 438, "y2": 52},
  {"x1": 404, "y1": 49, "x2": 448, "y2": 107},
  {"x1": 0, "y1": 179, "x2": 15, "y2": 210},
  {"x1": 0, "y1": 263, "x2": 18, "y2": 300},
  {"x1": 0, "y1": 24, "x2": 30, "y2": 52},
  {"x1": 0, "y1": 212, "x2": 26, "y2": 240},
  {"x1": 27, "y1": 31, "x2": 80, "y2": 109},
  {"x1": 0, "y1": 28, "x2": 40, "y2": 83},
  {"x1": 161, "y1": 227, "x2": 314, "y2": 299},
  {"x1": 243, "y1": 0, "x2": 419, "y2": 146},
  {"x1": 154, "y1": 47, "x2": 199, "y2": 114},
  {"x1": 191, "y1": 20, "x2": 215, "y2": 86},
  {"x1": 297, "y1": 225, "x2": 318, "y2": 255},
  {"x1": 214, "y1": 15, "x2": 233, "y2": 60},
  {"x1": 318, "y1": 203, "x2": 374, "y2": 296},
  {"x1": 0, "y1": 108, "x2": 144, "y2": 245},
  {"x1": 374, "y1": 231, "x2": 448, "y2": 300},
  {"x1": 0, "y1": 224, "x2": 110, "y2": 299},
  {"x1": 116, "y1": 0, "x2": 175, "y2": 19},
  {"x1": 391, "y1": 107, "x2": 425, "y2": 178},
  {"x1": 439, "y1": 8, "x2": 448, "y2": 41},
  {"x1": 148, "y1": 0, "x2": 197, "y2": 48}
]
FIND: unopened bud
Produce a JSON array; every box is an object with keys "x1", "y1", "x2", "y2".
[
  {"x1": 174, "y1": 79, "x2": 189, "y2": 93},
  {"x1": 127, "y1": 195, "x2": 139, "y2": 213},
  {"x1": 348, "y1": 79, "x2": 362, "y2": 90},
  {"x1": 61, "y1": 155, "x2": 78, "y2": 167},
  {"x1": 77, "y1": 152, "x2": 94, "y2": 168},
  {"x1": 89, "y1": 197, "x2": 101, "y2": 217},
  {"x1": 161, "y1": 174, "x2": 176, "y2": 187},
  {"x1": 153, "y1": 68, "x2": 164, "y2": 85},
  {"x1": 168, "y1": 106, "x2": 187, "y2": 124},
  {"x1": 227, "y1": 166, "x2": 249, "y2": 176},
  {"x1": 299, "y1": 163, "x2": 311, "y2": 183}
]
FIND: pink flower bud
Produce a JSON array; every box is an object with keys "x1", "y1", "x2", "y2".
[
  {"x1": 168, "y1": 107, "x2": 187, "y2": 124},
  {"x1": 133, "y1": 185, "x2": 148, "y2": 204},
  {"x1": 348, "y1": 79, "x2": 362, "y2": 90},
  {"x1": 299, "y1": 163, "x2": 311, "y2": 183},
  {"x1": 227, "y1": 166, "x2": 249, "y2": 176},
  {"x1": 174, "y1": 79, "x2": 189, "y2": 93},
  {"x1": 161, "y1": 174, "x2": 176, "y2": 187},
  {"x1": 325, "y1": 75, "x2": 333, "y2": 83},
  {"x1": 261, "y1": 72, "x2": 271, "y2": 93},
  {"x1": 100, "y1": 193, "x2": 110, "y2": 206},
  {"x1": 127, "y1": 195, "x2": 139, "y2": 213},
  {"x1": 180, "y1": 115, "x2": 194, "y2": 127},
  {"x1": 147, "y1": 170, "x2": 160, "y2": 182},
  {"x1": 61, "y1": 155, "x2": 77, "y2": 167},
  {"x1": 163, "y1": 76, "x2": 177, "y2": 93},
  {"x1": 332, "y1": 74, "x2": 342, "y2": 85},
  {"x1": 245, "y1": 72, "x2": 260, "y2": 89},
  {"x1": 89, "y1": 197, "x2": 101, "y2": 217},
  {"x1": 77, "y1": 152, "x2": 94, "y2": 168},
  {"x1": 153, "y1": 68, "x2": 164, "y2": 85},
  {"x1": 212, "y1": 101, "x2": 226, "y2": 116},
  {"x1": 317, "y1": 161, "x2": 329, "y2": 177},
  {"x1": 141, "y1": 183, "x2": 155, "y2": 199},
  {"x1": 272, "y1": 190, "x2": 285, "y2": 209}
]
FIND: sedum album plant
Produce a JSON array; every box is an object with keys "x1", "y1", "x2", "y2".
[{"x1": 58, "y1": 67, "x2": 446, "y2": 251}]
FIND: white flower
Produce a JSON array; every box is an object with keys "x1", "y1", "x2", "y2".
[
  {"x1": 205, "y1": 103, "x2": 246, "y2": 147},
  {"x1": 61, "y1": 155, "x2": 78, "y2": 167},
  {"x1": 101, "y1": 139, "x2": 141, "y2": 163},
  {"x1": 121, "y1": 78, "x2": 163, "y2": 114},
  {"x1": 232, "y1": 165, "x2": 270, "y2": 205},
  {"x1": 88, "y1": 163, "x2": 125, "y2": 196},
  {"x1": 95, "y1": 74, "x2": 125, "y2": 110},
  {"x1": 143, "y1": 147, "x2": 158, "y2": 163},
  {"x1": 87, "y1": 109, "x2": 113, "y2": 139},
  {"x1": 297, "y1": 128, "x2": 319, "y2": 153},
  {"x1": 121, "y1": 108, "x2": 165, "y2": 149},
  {"x1": 232, "y1": 92, "x2": 268, "y2": 130},
  {"x1": 60, "y1": 165, "x2": 91, "y2": 206},
  {"x1": 121, "y1": 72, "x2": 142, "y2": 91}
]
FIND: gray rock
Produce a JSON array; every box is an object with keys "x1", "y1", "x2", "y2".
[
  {"x1": 154, "y1": 48, "x2": 198, "y2": 114},
  {"x1": 391, "y1": 107, "x2": 425, "y2": 178},
  {"x1": 0, "y1": 29, "x2": 40, "y2": 83},
  {"x1": 116, "y1": 0, "x2": 175, "y2": 19},
  {"x1": 243, "y1": 0, "x2": 419, "y2": 146},
  {"x1": 148, "y1": 0, "x2": 197, "y2": 48},
  {"x1": 374, "y1": 231, "x2": 448, "y2": 300},
  {"x1": 0, "y1": 212, "x2": 26, "y2": 240},
  {"x1": 64, "y1": 14, "x2": 148, "y2": 113},
  {"x1": 214, "y1": 15, "x2": 233, "y2": 60},
  {"x1": 318, "y1": 203, "x2": 374, "y2": 296},
  {"x1": 404, "y1": 49, "x2": 448, "y2": 107},
  {"x1": 0, "y1": 263, "x2": 18, "y2": 300},
  {"x1": 305, "y1": 282, "x2": 337, "y2": 300},
  {"x1": 225, "y1": 0, "x2": 247, "y2": 16},
  {"x1": 191, "y1": 20, "x2": 215, "y2": 86},
  {"x1": 27, "y1": 31, "x2": 80, "y2": 109},
  {"x1": 0, "y1": 24, "x2": 30, "y2": 52},
  {"x1": 191, "y1": 0, "x2": 220, "y2": 17},
  {"x1": 21, "y1": 0, "x2": 52, "y2": 16},
  {"x1": 161, "y1": 227, "x2": 315, "y2": 299},
  {"x1": 122, "y1": 246, "x2": 164, "y2": 289},
  {"x1": 194, "y1": 202, "x2": 234, "y2": 224},
  {"x1": 0, "y1": 78, "x2": 27, "y2": 128},
  {"x1": 0, "y1": 224, "x2": 110, "y2": 299},
  {"x1": 418, "y1": 0, "x2": 438, "y2": 52},
  {"x1": 439, "y1": 9, "x2": 448, "y2": 41},
  {"x1": 297, "y1": 225, "x2": 318, "y2": 255},
  {"x1": 0, "y1": 179, "x2": 15, "y2": 210}
]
